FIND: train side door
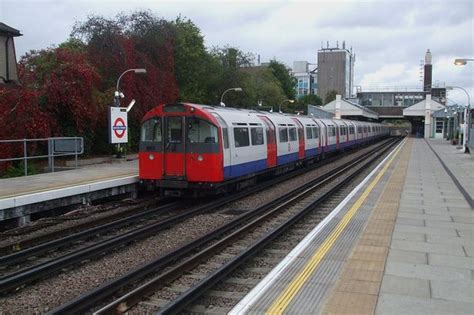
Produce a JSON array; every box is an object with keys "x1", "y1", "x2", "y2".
[
  {"x1": 212, "y1": 113, "x2": 231, "y2": 178},
  {"x1": 163, "y1": 116, "x2": 186, "y2": 178},
  {"x1": 291, "y1": 118, "x2": 305, "y2": 159},
  {"x1": 258, "y1": 115, "x2": 277, "y2": 168}
]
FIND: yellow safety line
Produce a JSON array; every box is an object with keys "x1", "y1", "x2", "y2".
[
  {"x1": 266, "y1": 143, "x2": 403, "y2": 315},
  {"x1": 0, "y1": 173, "x2": 137, "y2": 199}
]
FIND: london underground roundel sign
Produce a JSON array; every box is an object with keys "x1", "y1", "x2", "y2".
[{"x1": 109, "y1": 107, "x2": 128, "y2": 144}]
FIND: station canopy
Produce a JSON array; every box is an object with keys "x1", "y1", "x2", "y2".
[
  {"x1": 321, "y1": 98, "x2": 379, "y2": 120},
  {"x1": 403, "y1": 98, "x2": 445, "y2": 117}
]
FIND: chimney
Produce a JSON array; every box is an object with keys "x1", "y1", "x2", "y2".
[{"x1": 423, "y1": 49, "x2": 432, "y2": 92}]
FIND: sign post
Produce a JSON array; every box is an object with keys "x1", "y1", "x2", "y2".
[{"x1": 109, "y1": 107, "x2": 128, "y2": 157}]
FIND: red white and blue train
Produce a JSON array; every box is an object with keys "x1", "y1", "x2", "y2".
[{"x1": 139, "y1": 103, "x2": 389, "y2": 196}]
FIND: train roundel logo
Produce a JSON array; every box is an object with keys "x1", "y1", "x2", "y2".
[{"x1": 113, "y1": 117, "x2": 127, "y2": 138}]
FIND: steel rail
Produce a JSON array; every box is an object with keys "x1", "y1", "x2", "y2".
[
  {"x1": 47, "y1": 137, "x2": 398, "y2": 314},
  {"x1": 157, "y1": 137, "x2": 402, "y2": 314},
  {"x1": 0, "y1": 198, "x2": 169, "y2": 256},
  {"x1": 0, "y1": 142, "x2": 356, "y2": 295},
  {"x1": 0, "y1": 201, "x2": 182, "y2": 265}
]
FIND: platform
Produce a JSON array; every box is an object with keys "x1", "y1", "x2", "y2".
[
  {"x1": 231, "y1": 137, "x2": 473, "y2": 314},
  {"x1": 0, "y1": 159, "x2": 138, "y2": 226}
]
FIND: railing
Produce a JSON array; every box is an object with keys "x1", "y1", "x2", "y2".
[{"x1": 0, "y1": 137, "x2": 84, "y2": 176}]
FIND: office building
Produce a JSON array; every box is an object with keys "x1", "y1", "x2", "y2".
[{"x1": 317, "y1": 42, "x2": 355, "y2": 101}]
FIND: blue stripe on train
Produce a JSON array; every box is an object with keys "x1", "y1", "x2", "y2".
[
  {"x1": 277, "y1": 152, "x2": 299, "y2": 165},
  {"x1": 305, "y1": 148, "x2": 318, "y2": 158},
  {"x1": 224, "y1": 158, "x2": 267, "y2": 179}
]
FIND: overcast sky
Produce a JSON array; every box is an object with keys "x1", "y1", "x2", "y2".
[{"x1": 1, "y1": 0, "x2": 473, "y2": 104}]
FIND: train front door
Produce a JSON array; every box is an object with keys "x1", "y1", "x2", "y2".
[{"x1": 163, "y1": 116, "x2": 186, "y2": 178}]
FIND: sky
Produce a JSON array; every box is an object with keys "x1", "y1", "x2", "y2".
[{"x1": 1, "y1": 0, "x2": 473, "y2": 104}]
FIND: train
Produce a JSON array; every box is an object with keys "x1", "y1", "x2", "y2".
[{"x1": 139, "y1": 103, "x2": 389, "y2": 196}]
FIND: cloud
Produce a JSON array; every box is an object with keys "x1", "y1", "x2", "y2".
[{"x1": 1, "y1": 0, "x2": 473, "y2": 102}]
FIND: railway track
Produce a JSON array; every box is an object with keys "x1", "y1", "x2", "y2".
[
  {"x1": 0, "y1": 140, "x2": 373, "y2": 295},
  {"x1": 47, "y1": 137, "x2": 402, "y2": 314}
]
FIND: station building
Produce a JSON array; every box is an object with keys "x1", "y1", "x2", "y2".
[{"x1": 0, "y1": 22, "x2": 21, "y2": 85}]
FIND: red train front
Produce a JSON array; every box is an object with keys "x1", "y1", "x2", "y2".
[{"x1": 139, "y1": 103, "x2": 224, "y2": 196}]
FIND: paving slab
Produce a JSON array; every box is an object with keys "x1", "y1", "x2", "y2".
[
  {"x1": 380, "y1": 275, "x2": 430, "y2": 298},
  {"x1": 376, "y1": 293, "x2": 474, "y2": 314}
]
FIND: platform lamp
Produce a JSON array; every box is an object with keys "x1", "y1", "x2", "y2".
[
  {"x1": 446, "y1": 85, "x2": 470, "y2": 153},
  {"x1": 114, "y1": 68, "x2": 147, "y2": 107},
  {"x1": 454, "y1": 58, "x2": 474, "y2": 66},
  {"x1": 278, "y1": 99, "x2": 295, "y2": 113},
  {"x1": 220, "y1": 87, "x2": 243, "y2": 107},
  {"x1": 113, "y1": 68, "x2": 147, "y2": 158}
]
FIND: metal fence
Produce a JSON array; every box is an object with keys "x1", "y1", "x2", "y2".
[{"x1": 0, "y1": 137, "x2": 84, "y2": 176}]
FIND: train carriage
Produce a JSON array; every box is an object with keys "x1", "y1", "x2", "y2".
[{"x1": 139, "y1": 103, "x2": 389, "y2": 196}]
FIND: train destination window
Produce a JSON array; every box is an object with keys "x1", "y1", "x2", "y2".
[
  {"x1": 289, "y1": 127, "x2": 297, "y2": 141},
  {"x1": 279, "y1": 127, "x2": 288, "y2": 142},
  {"x1": 141, "y1": 118, "x2": 162, "y2": 142},
  {"x1": 234, "y1": 127, "x2": 250, "y2": 147},
  {"x1": 187, "y1": 118, "x2": 218, "y2": 144},
  {"x1": 251, "y1": 127, "x2": 264, "y2": 145}
]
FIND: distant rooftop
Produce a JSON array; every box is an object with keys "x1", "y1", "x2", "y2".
[{"x1": 0, "y1": 22, "x2": 22, "y2": 37}]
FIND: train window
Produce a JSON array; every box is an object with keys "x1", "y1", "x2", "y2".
[
  {"x1": 140, "y1": 118, "x2": 162, "y2": 142},
  {"x1": 251, "y1": 127, "x2": 264, "y2": 145},
  {"x1": 234, "y1": 127, "x2": 250, "y2": 147},
  {"x1": 289, "y1": 127, "x2": 297, "y2": 141},
  {"x1": 187, "y1": 118, "x2": 219, "y2": 144},
  {"x1": 312, "y1": 127, "x2": 319, "y2": 138},
  {"x1": 279, "y1": 127, "x2": 288, "y2": 143},
  {"x1": 306, "y1": 126, "x2": 313, "y2": 139},
  {"x1": 223, "y1": 128, "x2": 229, "y2": 149}
]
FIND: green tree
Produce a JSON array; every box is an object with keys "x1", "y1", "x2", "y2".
[
  {"x1": 289, "y1": 94, "x2": 323, "y2": 114},
  {"x1": 324, "y1": 90, "x2": 338, "y2": 104},
  {"x1": 172, "y1": 16, "x2": 210, "y2": 103},
  {"x1": 268, "y1": 60, "x2": 296, "y2": 100}
]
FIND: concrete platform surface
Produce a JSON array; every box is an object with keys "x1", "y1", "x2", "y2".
[
  {"x1": 231, "y1": 137, "x2": 473, "y2": 314},
  {"x1": 0, "y1": 159, "x2": 137, "y2": 199}
]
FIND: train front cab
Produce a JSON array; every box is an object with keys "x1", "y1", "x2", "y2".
[{"x1": 139, "y1": 103, "x2": 224, "y2": 196}]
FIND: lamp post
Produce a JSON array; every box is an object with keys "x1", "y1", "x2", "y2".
[
  {"x1": 446, "y1": 86, "x2": 470, "y2": 152},
  {"x1": 114, "y1": 68, "x2": 147, "y2": 107},
  {"x1": 454, "y1": 58, "x2": 474, "y2": 66},
  {"x1": 278, "y1": 99, "x2": 294, "y2": 113},
  {"x1": 220, "y1": 87, "x2": 243, "y2": 107},
  {"x1": 113, "y1": 68, "x2": 146, "y2": 158}
]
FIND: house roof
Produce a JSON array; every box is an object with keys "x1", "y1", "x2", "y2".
[{"x1": 0, "y1": 22, "x2": 22, "y2": 36}]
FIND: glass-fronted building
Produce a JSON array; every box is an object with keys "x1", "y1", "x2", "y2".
[{"x1": 292, "y1": 61, "x2": 317, "y2": 99}]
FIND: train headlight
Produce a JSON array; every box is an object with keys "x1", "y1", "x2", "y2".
[
  {"x1": 149, "y1": 153, "x2": 155, "y2": 160},
  {"x1": 197, "y1": 155, "x2": 203, "y2": 161}
]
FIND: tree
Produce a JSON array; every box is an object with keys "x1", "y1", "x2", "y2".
[
  {"x1": 172, "y1": 16, "x2": 214, "y2": 103},
  {"x1": 268, "y1": 60, "x2": 296, "y2": 100},
  {"x1": 324, "y1": 90, "x2": 338, "y2": 104}
]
